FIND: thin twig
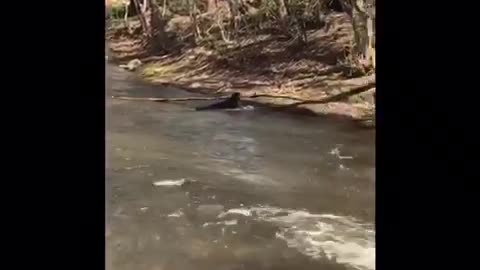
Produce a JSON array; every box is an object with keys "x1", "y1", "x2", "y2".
[{"x1": 248, "y1": 93, "x2": 305, "y2": 101}]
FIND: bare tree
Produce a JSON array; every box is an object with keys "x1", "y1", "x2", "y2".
[
  {"x1": 161, "y1": 0, "x2": 167, "y2": 17},
  {"x1": 276, "y1": 0, "x2": 288, "y2": 20},
  {"x1": 146, "y1": 0, "x2": 169, "y2": 50},
  {"x1": 208, "y1": 0, "x2": 218, "y2": 12},
  {"x1": 275, "y1": 0, "x2": 289, "y2": 34},
  {"x1": 122, "y1": 0, "x2": 131, "y2": 29},
  {"x1": 188, "y1": 0, "x2": 203, "y2": 42},
  {"x1": 342, "y1": 0, "x2": 375, "y2": 68},
  {"x1": 131, "y1": 0, "x2": 150, "y2": 36},
  {"x1": 142, "y1": 0, "x2": 149, "y2": 12}
]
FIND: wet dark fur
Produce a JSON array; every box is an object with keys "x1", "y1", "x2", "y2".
[{"x1": 195, "y1": 93, "x2": 241, "y2": 111}]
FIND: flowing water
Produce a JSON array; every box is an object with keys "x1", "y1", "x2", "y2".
[{"x1": 106, "y1": 62, "x2": 375, "y2": 270}]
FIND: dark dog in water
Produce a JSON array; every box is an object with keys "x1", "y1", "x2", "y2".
[{"x1": 195, "y1": 93, "x2": 241, "y2": 111}]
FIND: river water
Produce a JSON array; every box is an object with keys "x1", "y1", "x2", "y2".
[{"x1": 106, "y1": 62, "x2": 375, "y2": 270}]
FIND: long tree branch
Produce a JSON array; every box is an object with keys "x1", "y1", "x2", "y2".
[
  {"x1": 112, "y1": 80, "x2": 375, "y2": 104},
  {"x1": 112, "y1": 96, "x2": 229, "y2": 102},
  {"x1": 284, "y1": 81, "x2": 375, "y2": 108},
  {"x1": 247, "y1": 93, "x2": 305, "y2": 101}
]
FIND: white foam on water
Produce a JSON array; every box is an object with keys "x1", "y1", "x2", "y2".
[
  {"x1": 167, "y1": 209, "x2": 184, "y2": 218},
  {"x1": 329, "y1": 147, "x2": 354, "y2": 160},
  {"x1": 223, "y1": 219, "x2": 238, "y2": 226},
  {"x1": 203, "y1": 219, "x2": 239, "y2": 227},
  {"x1": 241, "y1": 105, "x2": 255, "y2": 111},
  {"x1": 224, "y1": 105, "x2": 255, "y2": 111},
  {"x1": 153, "y1": 179, "x2": 186, "y2": 186},
  {"x1": 218, "y1": 208, "x2": 252, "y2": 218},
  {"x1": 224, "y1": 206, "x2": 375, "y2": 270}
]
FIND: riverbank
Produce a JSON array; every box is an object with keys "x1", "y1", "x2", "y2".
[{"x1": 106, "y1": 13, "x2": 375, "y2": 127}]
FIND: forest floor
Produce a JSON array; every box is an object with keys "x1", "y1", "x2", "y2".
[{"x1": 106, "y1": 13, "x2": 375, "y2": 126}]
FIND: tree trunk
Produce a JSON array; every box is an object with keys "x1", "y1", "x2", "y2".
[
  {"x1": 146, "y1": 0, "x2": 168, "y2": 50},
  {"x1": 132, "y1": 0, "x2": 150, "y2": 36},
  {"x1": 123, "y1": 1, "x2": 130, "y2": 29},
  {"x1": 275, "y1": 0, "x2": 289, "y2": 32},
  {"x1": 208, "y1": 0, "x2": 218, "y2": 12},
  {"x1": 225, "y1": 0, "x2": 240, "y2": 38},
  {"x1": 189, "y1": 0, "x2": 202, "y2": 42},
  {"x1": 142, "y1": 0, "x2": 149, "y2": 13},
  {"x1": 276, "y1": 0, "x2": 288, "y2": 20},
  {"x1": 345, "y1": 0, "x2": 375, "y2": 68},
  {"x1": 366, "y1": 14, "x2": 375, "y2": 68},
  {"x1": 351, "y1": 0, "x2": 367, "y2": 55},
  {"x1": 161, "y1": 0, "x2": 167, "y2": 17}
]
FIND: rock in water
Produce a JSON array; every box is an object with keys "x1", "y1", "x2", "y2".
[
  {"x1": 119, "y1": 59, "x2": 142, "y2": 71},
  {"x1": 195, "y1": 93, "x2": 241, "y2": 111}
]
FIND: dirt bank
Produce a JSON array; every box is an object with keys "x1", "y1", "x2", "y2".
[{"x1": 106, "y1": 13, "x2": 375, "y2": 127}]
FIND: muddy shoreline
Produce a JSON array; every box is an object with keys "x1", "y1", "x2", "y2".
[
  {"x1": 106, "y1": 22, "x2": 375, "y2": 128},
  {"x1": 109, "y1": 63, "x2": 374, "y2": 129}
]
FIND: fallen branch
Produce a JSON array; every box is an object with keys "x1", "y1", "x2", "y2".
[
  {"x1": 285, "y1": 81, "x2": 376, "y2": 108},
  {"x1": 112, "y1": 95, "x2": 229, "y2": 101},
  {"x1": 113, "y1": 93, "x2": 306, "y2": 102},
  {"x1": 112, "y1": 80, "x2": 375, "y2": 104},
  {"x1": 248, "y1": 93, "x2": 305, "y2": 101}
]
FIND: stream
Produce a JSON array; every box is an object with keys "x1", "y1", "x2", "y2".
[{"x1": 106, "y1": 62, "x2": 375, "y2": 270}]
